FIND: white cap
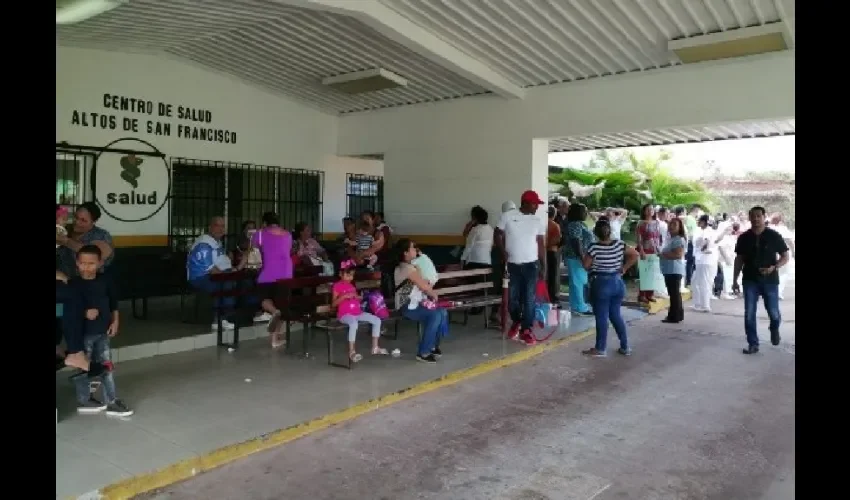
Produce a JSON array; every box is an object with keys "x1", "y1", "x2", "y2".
[{"x1": 501, "y1": 200, "x2": 516, "y2": 213}]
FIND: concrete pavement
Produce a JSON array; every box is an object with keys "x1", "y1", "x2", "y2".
[{"x1": 143, "y1": 288, "x2": 795, "y2": 500}]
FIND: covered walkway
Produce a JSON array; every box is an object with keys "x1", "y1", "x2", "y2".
[
  {"x1": 142, "y1": 287, "x2": 796, "y2": 500},
  {"x1": 56, "y1": 307, "x2": 645, "y2": 498}
]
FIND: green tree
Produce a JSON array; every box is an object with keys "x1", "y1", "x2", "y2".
[{"x1": 549, "y1": 149, "x2": 713, "y2": 212}]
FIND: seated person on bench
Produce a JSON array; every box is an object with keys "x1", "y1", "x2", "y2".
[
  {"x1": 332, "y1": 259, "x2": 390, "y2": 363},
  {"x1": 187, "y1": 216, "x2": 257, "y2": 330}
]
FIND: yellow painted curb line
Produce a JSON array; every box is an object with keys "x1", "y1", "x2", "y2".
[{"x1": 95, "y1": 328, "x2": 597, "y2": 500}]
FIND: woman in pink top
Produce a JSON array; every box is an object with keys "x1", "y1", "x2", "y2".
[
  {"x1": 251, "y1": 212, "x2": 293, "y2": 348},
  {"x1": 332, "y1": 259, "x2": 389, "y2": 362}
]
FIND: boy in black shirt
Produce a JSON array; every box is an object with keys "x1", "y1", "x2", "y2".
[
  {"x1": 732, "y1": 206, "x2": 790, "y2": 355},
  {"x1": 58, "y1": 245, "x2": 133, "y2": 416}
]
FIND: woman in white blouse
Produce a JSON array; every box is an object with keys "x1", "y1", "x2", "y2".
[{"x1": 461, "y1": 205, "x2": 495, "y2": 317}]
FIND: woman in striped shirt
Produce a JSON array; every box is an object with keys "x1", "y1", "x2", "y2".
[{"x1": 581, "y1": 219, "x2": 639, "y2": 357}]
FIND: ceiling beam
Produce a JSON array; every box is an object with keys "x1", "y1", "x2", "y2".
[{"x1": 274, "y1": 0, "x2": 526, "y2": 100}]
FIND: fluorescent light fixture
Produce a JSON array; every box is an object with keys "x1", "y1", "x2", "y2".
[
  {"x1": 667, "y1": 23, "x2": 788, "y2": 64},
  {"x1": 322, "y1": 68, "x2": 408, "y2": 95},
  {"x1": 56, "y1": 0, "x2": 127, "y2": 25}
]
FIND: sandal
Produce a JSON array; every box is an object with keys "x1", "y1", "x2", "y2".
[
  {"x1": 371, "y1": 347, "x2": 389, "y2": 356},
  {"x1": 270, "y1": 333, "x2": 286, "y2": 349},
  {"x1": 349, "y1": 352, "x2": 363, "y2": 363}
]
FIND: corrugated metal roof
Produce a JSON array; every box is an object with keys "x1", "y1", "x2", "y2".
[{"x1": 548, "y1": 118, "x2": 795, "y2": 152}]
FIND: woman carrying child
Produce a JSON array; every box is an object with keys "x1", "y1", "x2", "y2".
[{"x1": 331, "y1": 259, "x2": 390, "y2": 362}]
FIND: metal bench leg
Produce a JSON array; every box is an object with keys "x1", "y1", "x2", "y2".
[
  {"x1": 284, "y1": 322, "x2": 292, "y2": 354},
  {"x1": 302, "y1": 322, "x2": 311, "y2": 359},
  {"x1": 216, "y1": 313, "x2": 224, "y2": 347}
]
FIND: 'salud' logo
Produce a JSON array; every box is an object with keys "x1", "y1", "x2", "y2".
[{"x1": 94, "y1": 137, "x2": 171, "y2": 223}]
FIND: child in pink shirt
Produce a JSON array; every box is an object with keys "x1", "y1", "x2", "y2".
[{"x1": 332, "y1": 260, "x2": 389, "y2": 362}]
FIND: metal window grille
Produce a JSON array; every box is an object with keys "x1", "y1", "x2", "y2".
[
  {"x1": 346, "y1": 173, "x2": 384, "y2": 217},
  {"x1": 55, "y1": 146, "x2": 96, "y2": 214},
  {"x1": 169, "y1": 158, "x2": 324, "y2": 252}
]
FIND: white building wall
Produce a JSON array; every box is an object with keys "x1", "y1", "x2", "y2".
[{"x1": 56, "y1": 45, "x2": 383, "y2": 240}]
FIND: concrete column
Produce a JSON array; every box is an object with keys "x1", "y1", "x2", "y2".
[{"x1": 383, "y1": 137, "x2": 550, "y2": 239}]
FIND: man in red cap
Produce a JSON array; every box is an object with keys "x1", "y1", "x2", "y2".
[{"x1": 496, "y1": 190, "x2": 547, "y2": 345}]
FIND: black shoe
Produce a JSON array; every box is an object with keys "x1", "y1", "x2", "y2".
[
  {"x1": 416, "y1": 354, "x2": 438, "y2": 364},
  {"x1": 106, "y1": 399, "x2": 134, "y2": 417},
  {"x1": 770, "y1": 330, "x2": 781, "y2": 346},
  {"x1": 661, "y1": 318, "x2": 681, "y2": 324},
  {"x1": 431, "y1": 347, "x2": 442, "y2": 358},
  {"x1": 77, "y1": 396, "x2": 107, "y2": 414},
  {"x1": 742, "y1": 345, "x2": 760, "y2": 355}
]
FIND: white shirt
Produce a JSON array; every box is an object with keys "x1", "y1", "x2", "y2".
[
  {"x1": 498, "y1": 209, "x2": 545, "y2": 264},
  {"x1": 462, "y1": 224, "x2": 494, "y2": 265},
  {"x1": 656, "y1": 220, "x2": 669, "y2": 248},
  {"x1": 773, "y1": 224, "x2": 794, "y2": 257},
  {"x1": 694, "y1": 227, "x2": 719, "y2": 267},
  {"x1": 610, "y1": 218, "x2": 624, "y2": 241}
]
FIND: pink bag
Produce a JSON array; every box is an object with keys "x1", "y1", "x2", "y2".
[{"x1": 366, "y1": 291, "x2": 390, "y2": 319}]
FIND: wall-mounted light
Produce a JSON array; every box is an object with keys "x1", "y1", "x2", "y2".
[{"x1": 56, "y1": 0, "x2": 127, "y2": 25}]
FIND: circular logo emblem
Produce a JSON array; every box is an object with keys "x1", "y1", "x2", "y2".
[{"x1": 92, "y1": 137, "x2": 171, "y2": 223}]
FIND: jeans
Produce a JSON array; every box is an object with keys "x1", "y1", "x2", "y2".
[
  {"x1": 339, "y1": 312, "x2": 382, "y2": 342},
  {"x1": 663, "y1": 274, "x2": 684, "y2": 322},
  {"x1": 402, "y1": 306, "x2": 448, "y2": 356},
  {"x1": 685, "y1": 241, "x2": 695, "y2": 286},
  {"x1": 565, "y1": 257, "x2": 590, "y2": 313},
  {"x1": 589, "y1": 273, "x2": 628, "y2": 352},
  {"x1": 545, "y1": 250, "x2": 561, "y2": 305},
  {"x1": 190, "y1": 275, "x2": 236, "y2": 310},
  {"x1": 75, "y1": 334, "x2": 117, "y2": 404},
  {"x1": 507, "y1": 261, "x2": 539, "y2": 330},
  {"x1": 743, "y1": 281, "x2": 781, "y2": 347}
]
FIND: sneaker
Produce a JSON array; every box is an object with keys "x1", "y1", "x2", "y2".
[
  {"x1": 519, "y1": 330, "x2": 537, "y2": 346},
  {"x1": 254, "y1": 312, "x2": 272, "y2": 323},
  {"x1": 212, "y1": 320, "x2": 236, "y2": 331},
  {"x1": 506, "y1": 322, "x2": 521, "y2": 341},
  {"x1": 720, "y1": 294, "x2": 735, "y2": 300},
  {"x1": 742, "y1": 345, "x2": 760, "y2": 355},
  {"x1": 770, "y1": 330, "x2": 781, "y2": 346},
  {"x1": 416, "y1": 354, "x2": 438, "y2": 364},
  {"x1": 618, "y1": 347, "x2": 632, "y2": 356},
  {"x1": 106, "y1": 399, "x2": 134, "y2": 417},
  {"x1": 77, "y1": 397, "x2": 107, "y2": 414},
  {"x1": 581, "y1": 348, "x2": 607, "y2": 358},
  {"x1": 576, "y1": 310, "x2": 594, "y2": 317},
  {"x1": 431, "y1": 347, "x2": 442, "y2": 358}
]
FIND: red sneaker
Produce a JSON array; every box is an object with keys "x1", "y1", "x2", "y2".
[
  {"x1": 520, "y1": 329, "x2": 537, "y2": 346},
  {"x1": 506, "y1": 322, "x2": 521, "y2": 341}
]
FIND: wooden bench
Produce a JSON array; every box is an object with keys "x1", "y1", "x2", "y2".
[
  {"x1": 207, "y1": 269, "x2": 260, "y2": 348},
  {"x1": 434, "y1": 267, "x2": 502, "y2": 328}
]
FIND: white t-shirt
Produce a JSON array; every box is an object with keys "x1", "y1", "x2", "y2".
[
  {"x1": 610, "y1": 218, "x2": 624, "y2": 241},
  {"x1": 656, "y1": 220, "x2": 669, "y2": 248},
  {"x1": 462, "y1": 224, "x2": 494, "y2": 265},
  {"x1": 694, "y1": 227, "x2": 719, "y2": 267},
  {"x1": 773, "y1": 224, "x2": 794, "y2": 257},
  {"x1": 498, "y1": 210, "x2": 545, "y2": 264}
]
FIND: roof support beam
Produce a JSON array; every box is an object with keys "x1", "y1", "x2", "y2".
[{"x1": 274, "y1": 0, "x2": 526, "y2": 100}]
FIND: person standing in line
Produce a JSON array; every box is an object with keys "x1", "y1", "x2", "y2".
[
  {"x1": 733, "y1": 206, "x2": 789, "y2": 354},
  {"x1": 683, "y1": 205, "x2": 701, "y2": 288},
  {"x1": 497, "y1": 190, "x2": 547, "y2": 345},
  {"x1": 691, "y1": 215, "x2": 719, "y2": 312},
  {"x1": 581, "y1": 219, "x2": 639, "y2": 357},
  {"x1": 770, "y1": 213, "x2": 795, "y2": 300},
  {"x1": 545, "y1": 206, "x2": 563, "y2": 307},
  {"x1": 635, "y1": 204, "x2": 662, "y2": 304},
  {"x1": 564, "y1": 203, "x2": 596, "y2": 315},
  {"x1": 659, "y1": 218, "x2": 687, "y2": 323}
]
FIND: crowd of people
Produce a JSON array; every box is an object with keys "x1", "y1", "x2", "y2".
[{"x1": 56, "y1": 192, "x2": 794, "y2": 416}]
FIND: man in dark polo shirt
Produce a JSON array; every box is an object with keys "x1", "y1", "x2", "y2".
[{"x1": 732, "y1": 206, "x2": 790, "y2": 354}]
